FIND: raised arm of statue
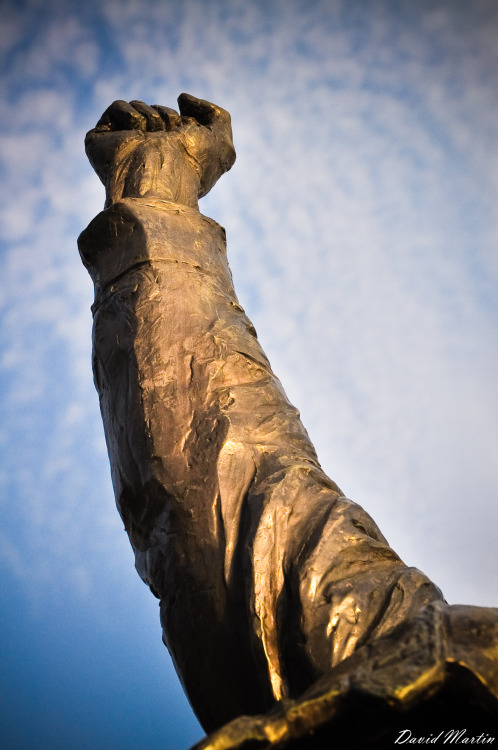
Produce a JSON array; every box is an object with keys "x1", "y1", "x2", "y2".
[{"x1": 78, "y1": 96, "x2": 498, "y2": 748}]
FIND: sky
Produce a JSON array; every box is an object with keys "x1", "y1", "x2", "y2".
[{"x1": 0, "y1": 0, "x2": 497, "y2": 748}]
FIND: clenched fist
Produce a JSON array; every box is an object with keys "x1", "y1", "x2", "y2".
[{"x1": 85, "y1": 93, "x2": 236, "y2": 209}]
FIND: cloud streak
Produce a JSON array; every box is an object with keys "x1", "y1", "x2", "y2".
[
  {"x1": 1, "y1": 0, "x2": 497, "y2": 746},
  {"x1": 2, "y1": 0, "x2": 497, "y2": 632}
]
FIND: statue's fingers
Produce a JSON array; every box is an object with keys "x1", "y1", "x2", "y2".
[
  {"x1": 129, "y1": 100, "x2": 165, "y2": 131},
  {"x1": 177, "y1": 93, "x2": 230, "y2": 129},
  {"x1": 152, "y1": 105, "x2": 182, "y2": 132},
  {"x1": 94, "y1": 100, "x2": 146, "y2": 133},
  {"x1": 177, "y1": 93, "x2": 235, "y2": 189},
  {"x1": 176, "y1": 92, "x2": 236, "y2": 148}
]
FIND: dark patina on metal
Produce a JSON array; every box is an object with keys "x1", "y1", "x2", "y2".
[{"x1": 78, "y1": 95, "x2": 498, "y2": 748}]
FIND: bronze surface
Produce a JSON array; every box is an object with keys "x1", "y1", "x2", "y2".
[{"x1": 78, "y1": 95, "x2": 498, "y2": 746}]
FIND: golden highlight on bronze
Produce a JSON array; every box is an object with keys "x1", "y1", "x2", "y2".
[{"x1": 78, "y1": 95, "x2": 498, "y2": 748}]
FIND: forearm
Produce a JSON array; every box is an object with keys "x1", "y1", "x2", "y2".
[
  {"x1": 79, "y1": 201, "x2": 231, "y2": 571},
  {"x1": 78, "y1": 196, "x2": 301, "y2": 726}
]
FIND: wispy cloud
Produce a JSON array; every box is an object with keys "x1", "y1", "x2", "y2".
[
  {"x1": 0, "y1": 0, "x2": 497, "y2": 681},
  {"x1": 0, "y1": 2, "x2": 496, "y2": 748}
]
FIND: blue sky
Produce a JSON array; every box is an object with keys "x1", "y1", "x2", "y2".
[{"x1": 1, "y1": 1, "x2": 497, "y2": 748}]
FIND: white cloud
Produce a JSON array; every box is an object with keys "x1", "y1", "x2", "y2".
[
  {"x1": 0, "y1": 8, "x2": 496, "y2": 750},
  {"x1": 1, "y1": 0, "x2": 497, "y2": 620}
]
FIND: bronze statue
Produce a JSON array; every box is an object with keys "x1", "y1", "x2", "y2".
[{"x1": 78, "y1": 96, "x2": 498, "y2": 748}]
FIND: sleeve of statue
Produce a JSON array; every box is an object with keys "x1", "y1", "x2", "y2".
[{"x1": 77, "y1": 96, "x2": 445, "y2": 732}]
